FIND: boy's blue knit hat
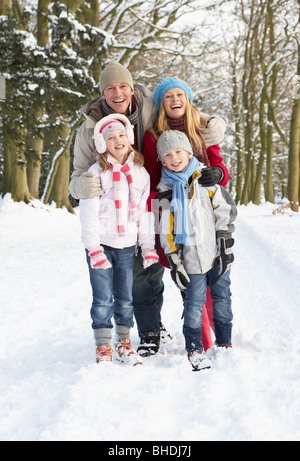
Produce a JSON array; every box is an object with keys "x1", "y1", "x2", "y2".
[{"x1": 153, "y1": 77, "x2": 193, "y2": 109}]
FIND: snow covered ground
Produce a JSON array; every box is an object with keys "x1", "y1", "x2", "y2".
[{"x1": 0, "y1": 194, "x2": 299, "y2": 442}]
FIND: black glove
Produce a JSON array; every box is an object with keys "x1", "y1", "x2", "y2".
[
  {"x1": 167, "y1": 252, "x2": 190, "y2": 291},
  {"x1": 155, "y1": 189, "x2": 173, "y2": 210},
  {"x1": 214, "y1": 237, "x2": 234, "y2": 275},
  {"x1": 198, "y1": 166, "x2": 223, "y2": 186}
]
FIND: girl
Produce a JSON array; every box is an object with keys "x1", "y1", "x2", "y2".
[{"x1": 79, "y1": 114, "x2": 159, "y2": 365}]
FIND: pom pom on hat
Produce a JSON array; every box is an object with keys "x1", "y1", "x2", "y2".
[
  {"x1": 157, "y1": 130, "x2": 194, "y2": 162},
  {"x1": 93, "y1": 114, "x2": 135, "y2": 154},
  {"x1": 153, "y1": 77, "x2": 193, "y2": 109},
  {"x1": 99, "y1": 60, "x2": 134, "y2": 93}
]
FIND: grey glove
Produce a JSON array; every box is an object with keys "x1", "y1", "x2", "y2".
[
  {"x1": 202, "y1": 116, "x2": 226, "y2": 147},
  {"x1": 167, "y1": 252, "x2": 190, "y2": 291},
  {"x1": 72, "y1": 172, "x2": 104, "y2": 199}
]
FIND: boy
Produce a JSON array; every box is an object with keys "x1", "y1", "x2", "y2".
[{"x1": 156, "y1": 130, "x2": 237, "y2": 371}]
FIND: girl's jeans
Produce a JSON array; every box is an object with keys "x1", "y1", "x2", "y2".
[
  {"x1": 86, "y1": 245, "x2": 135, "y2": 331},
  {"x1": 183, "y1": 269, "x2": 233, "y2": 351}
]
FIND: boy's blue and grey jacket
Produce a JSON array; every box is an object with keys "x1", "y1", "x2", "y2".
[{"x1": 157, "y1": 169, "x2": 237, "y2": 275}]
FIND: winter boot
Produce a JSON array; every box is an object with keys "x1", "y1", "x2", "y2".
[
  {"x1": 187, "y1": 350, "x2": 212, "y2": 371},
  {"x1": 115, "y1": 338, "x2": 143, "y2": 366},
  {"x1": 96, "y1": 344, "x2": 113, "y2": 363},
  {"x1": 160, "y1": 321, "x2": 172, "y2": 344},
  {"x1": 137, "y1": 331, "x2": 160, "y2": 357}
]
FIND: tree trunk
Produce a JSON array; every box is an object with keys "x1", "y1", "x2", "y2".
[
  {"x1": 26, "y1": 0, "x2": 50, "y2": 198},
  {"x1": 0, "y1": 0, "x2": 12, "y2": 14},
  {"x1": 26, "y1": 104, "x2": 44, "y2": 198},
  {"x1": 232, "y1": 55, "x2": 243, "y2": 204},
  {"x1": 240, "y1": 21, "x2": 258, "y2": 205},
  {"x1": 43, "y1": 120, "x2": 79, "y2": 213},
  {"x1": 252, "y1": 91, "x2": 266, "y2": 204},
  {"x1": 288, "y1": 49, "x2": 300, "y2": 212},
  {"x1": 264, "y1": 0, "x2": 276, "y2": 203},
  {"x1": 2, "y1": 78, "x2": 31, "y2": 202},
  {"x1": 3, "y1": 133, "x2": 31, "y2": 203}
]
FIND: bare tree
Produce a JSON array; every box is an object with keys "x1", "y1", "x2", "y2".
[{"x1": 0, "y1": 0, "x2": 205, "y2": 209}]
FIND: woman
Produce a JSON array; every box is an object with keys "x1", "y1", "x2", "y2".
[
  {"x1": 144, "y1": 77, "x2": 228, "y2": 191},
  {"x1": 143, "y1": 77, "x2": 234, "y2": 351}
]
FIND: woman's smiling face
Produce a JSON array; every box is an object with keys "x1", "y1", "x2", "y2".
[{"x1": 162, "y1": 87, "x2": 187, "y2": 119}]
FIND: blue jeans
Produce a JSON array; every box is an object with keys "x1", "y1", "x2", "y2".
[
  {"x1": 86, "y1": 245, "x2": 135, "y2": 330},
  {"x1": 183, "y1": 269, "x2": 233, "y2": 351},
  {"x1": 183, "y1": 273, "x2": 207, "y2": 351},
  {"x1": 132, "y1": 245, "x2": 165, "y2": 336}
]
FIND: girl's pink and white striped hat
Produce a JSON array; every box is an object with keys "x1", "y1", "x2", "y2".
[{"x1": 93, "y1": 114, "x2": 135, "y2": 154}]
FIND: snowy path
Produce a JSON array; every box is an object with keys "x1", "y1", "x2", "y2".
[{"x1": 0, "y1": 196, "x2": 299, "y2": 441}]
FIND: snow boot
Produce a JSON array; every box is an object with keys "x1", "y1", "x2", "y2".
[
  {"x1": 96, "y1": 344, "x2": 113, "y2": 363},
  {"x1": 187, "y1": 350, "x2": 212, "y2": 371},
  {"x1": 160, "y1": 321, "x2": 172, "y2": 344},
  {"x1": 115, "y1": 338, "x2": 143, "y2": 366},
  {"x1": 137, "y1": 331, "x2": 160, "y2": 357}
]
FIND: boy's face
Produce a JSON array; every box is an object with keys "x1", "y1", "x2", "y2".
[{"x1": 162, "y1": 148, "x2": 192, "y2": 172}]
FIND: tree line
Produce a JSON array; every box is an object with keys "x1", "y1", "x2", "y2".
[{"x1": 0, "y1": 0, "x2": 299, "y2": 211}]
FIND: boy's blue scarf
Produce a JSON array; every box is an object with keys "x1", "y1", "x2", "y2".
[{"x1": 161, "y1": 156, "x2": 200, "y2": 244}]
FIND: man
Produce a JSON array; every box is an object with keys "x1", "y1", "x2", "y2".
[
  {"x1": 69, "y1": 60, "x2": 156, "y2": 199},
  {"x1": 69, "y1": 60, "x2": 226, "y2": 356}
]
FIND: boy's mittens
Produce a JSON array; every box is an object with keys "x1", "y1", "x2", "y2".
[
  {"x1": 167, "y1": 252, "x2": 190, "y2": 291},
  {"x1": 214, "y1": 237, "x2": 234, "y2": 275},
  {"x1": 88, "y1": 246, "x2": 112, "y2": 269}
]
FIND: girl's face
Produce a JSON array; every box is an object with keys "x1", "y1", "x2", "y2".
[
  {"x1": 163, "y1": 148, "x2": 192, "y2": 172},
  {"x1": 162, "y1": 87, "x2": 187, "y2": 119},
  {"x1": 106, "y1": 130, "x2": 130, "y2": 164}
]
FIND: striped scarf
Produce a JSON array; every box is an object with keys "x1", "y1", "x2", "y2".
[{"x1": 111, "y1": 156, "x2": 139, "y2": 236}]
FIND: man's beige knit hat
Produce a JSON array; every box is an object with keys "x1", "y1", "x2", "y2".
[{"x1": 99, "y1": 60, "x2": 134, "y2": 93}]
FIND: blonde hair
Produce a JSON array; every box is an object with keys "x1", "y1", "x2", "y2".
[
  {"x1": 95, "y1": 146, "x2": 144, "y2": 172},
  {"x1": 154, "y1": 97, "x2": 207, "y2": 152}
]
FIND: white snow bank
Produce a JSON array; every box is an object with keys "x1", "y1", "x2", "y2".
[{"x1": 0, "y1": 195, "x2": 299, "y2": 441}]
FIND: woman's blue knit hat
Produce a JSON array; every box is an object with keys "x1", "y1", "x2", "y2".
[{"x1": 153, "y1": 77, "x2": 193, "y2": 109}]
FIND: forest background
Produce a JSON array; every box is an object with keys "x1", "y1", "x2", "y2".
[{"x1": 0, "y1": 0, "x2": 299, "y2": 213}]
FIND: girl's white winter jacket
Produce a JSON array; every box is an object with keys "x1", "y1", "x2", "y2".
[{"x1": 79, "y1": 152, "x2": 156, "y2": 251}]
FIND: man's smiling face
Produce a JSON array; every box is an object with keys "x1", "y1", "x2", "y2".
[{"x1": 102, "y1": 82, "x2": 133, "y2": 115}]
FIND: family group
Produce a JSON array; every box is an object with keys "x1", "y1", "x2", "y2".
[{"x1": 69, "y1": 61, "x2": 237, "y2": 371}]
